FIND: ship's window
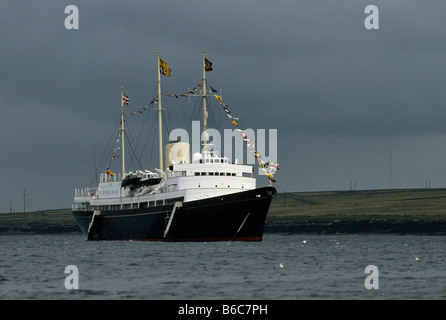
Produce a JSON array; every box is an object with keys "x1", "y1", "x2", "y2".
[
  {"x1": 195, "y1": 172, "x2": 200, "y2": 176},
  {"x1": 226, "y1": 173, "x2": 231, "y2": 176},
  {"x1": 232, "y1": 173, "x2": 236, "y2": 176},
  {"x1": 219, "y1": 172, "x2": 224, "y2": 176},
  {"x1": 140, "y1": 202, "x2": 148, "y2": 208},
  {"x1": 201, "y1": 172, "x2": 206, "y2": 176},
  {"x1": 209, "y1": 172, "x2": 214, "y2": 176}
]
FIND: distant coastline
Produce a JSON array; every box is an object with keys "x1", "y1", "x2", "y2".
[
  {"x1": 2, "y1": 188, "x2": 446, "y2": 235},
  {"x1": 0, "y1": 224, "x2": 80, "y2": 235},
  {"x1": 266, "y1": 188, "x2": 446, "y2": 235},
  {"x1": 0, "y1": 209, "x2": 81, "y2": 235}
]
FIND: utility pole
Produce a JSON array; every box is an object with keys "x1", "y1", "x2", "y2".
[
  {"x1": 389, "y1": 135, "x2": 392, "y2": 189},
  {"x1": 23, "y1": 189, "x2": 26, "y2": 218}
]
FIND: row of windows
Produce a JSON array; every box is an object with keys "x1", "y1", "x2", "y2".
[
  {"x1": 99, "y1": 189, "x2": 119, "y2": 196},
  {"x1": 199, "y1": 158, "x2": 228, "y2": 164},
  {"x1": 194, "y1": 172, "x2": 237, "y2": 176},
  {"x1": 91, "y1": 197, "x2": 183, "y2": 211}
]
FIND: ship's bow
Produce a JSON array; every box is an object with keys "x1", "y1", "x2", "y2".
[{"x1": 164, "y1": 186, "x2": 276, "y2": 241}]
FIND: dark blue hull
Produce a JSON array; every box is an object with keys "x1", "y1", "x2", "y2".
[{"x1": 72, "y1": 186, "x2": 276, "y2": 241}]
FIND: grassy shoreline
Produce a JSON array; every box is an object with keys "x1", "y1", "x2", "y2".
[
  {"x1": 2, "y1": 188, "x2": 446, "y2": 234},
  {"x1": 268, "y1": 188, "x2": 446, "y2": 222},
  {"x1": 265, "y1": 188, "x2": 446, "y2": 234},
  {"x1": 0, "y1": 209, "x2": 79, "y2": 234}
]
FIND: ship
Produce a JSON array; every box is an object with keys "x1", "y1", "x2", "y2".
[{"x1": 72, "y1": 52, "x2": 277, "y2": 241}]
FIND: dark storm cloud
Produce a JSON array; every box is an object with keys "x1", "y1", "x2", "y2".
[{"x1": 1, "y1": 0, "x2": 446, "y2": 212}]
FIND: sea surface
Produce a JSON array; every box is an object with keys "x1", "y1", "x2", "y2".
[{"x1": 0, "y1": 233, "x2": 445, "y2": 300}]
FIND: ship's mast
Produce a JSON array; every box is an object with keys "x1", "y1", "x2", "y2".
[
  {"x1": 157, "y1": 51, "x2": 163, "y2": 172},
  {"x1": 202, "y1": 52, "x2": 209, "y2": 153},
  {"x1": 120, "y1": 87, "x2": 126, "y2": 179}
]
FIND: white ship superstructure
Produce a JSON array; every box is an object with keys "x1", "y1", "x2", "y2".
[{"x1": 74, "y1": 149, "x2": 256, "y2": 212}]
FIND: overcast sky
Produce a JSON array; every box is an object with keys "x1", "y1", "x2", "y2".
[{"x1": 1, "y1": 0, "x2": 446, "y2": 212}]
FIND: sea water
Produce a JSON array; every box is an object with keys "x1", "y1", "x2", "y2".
[{"x1": 0, "y1": 233, "x2": 445, "y2": 300}]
